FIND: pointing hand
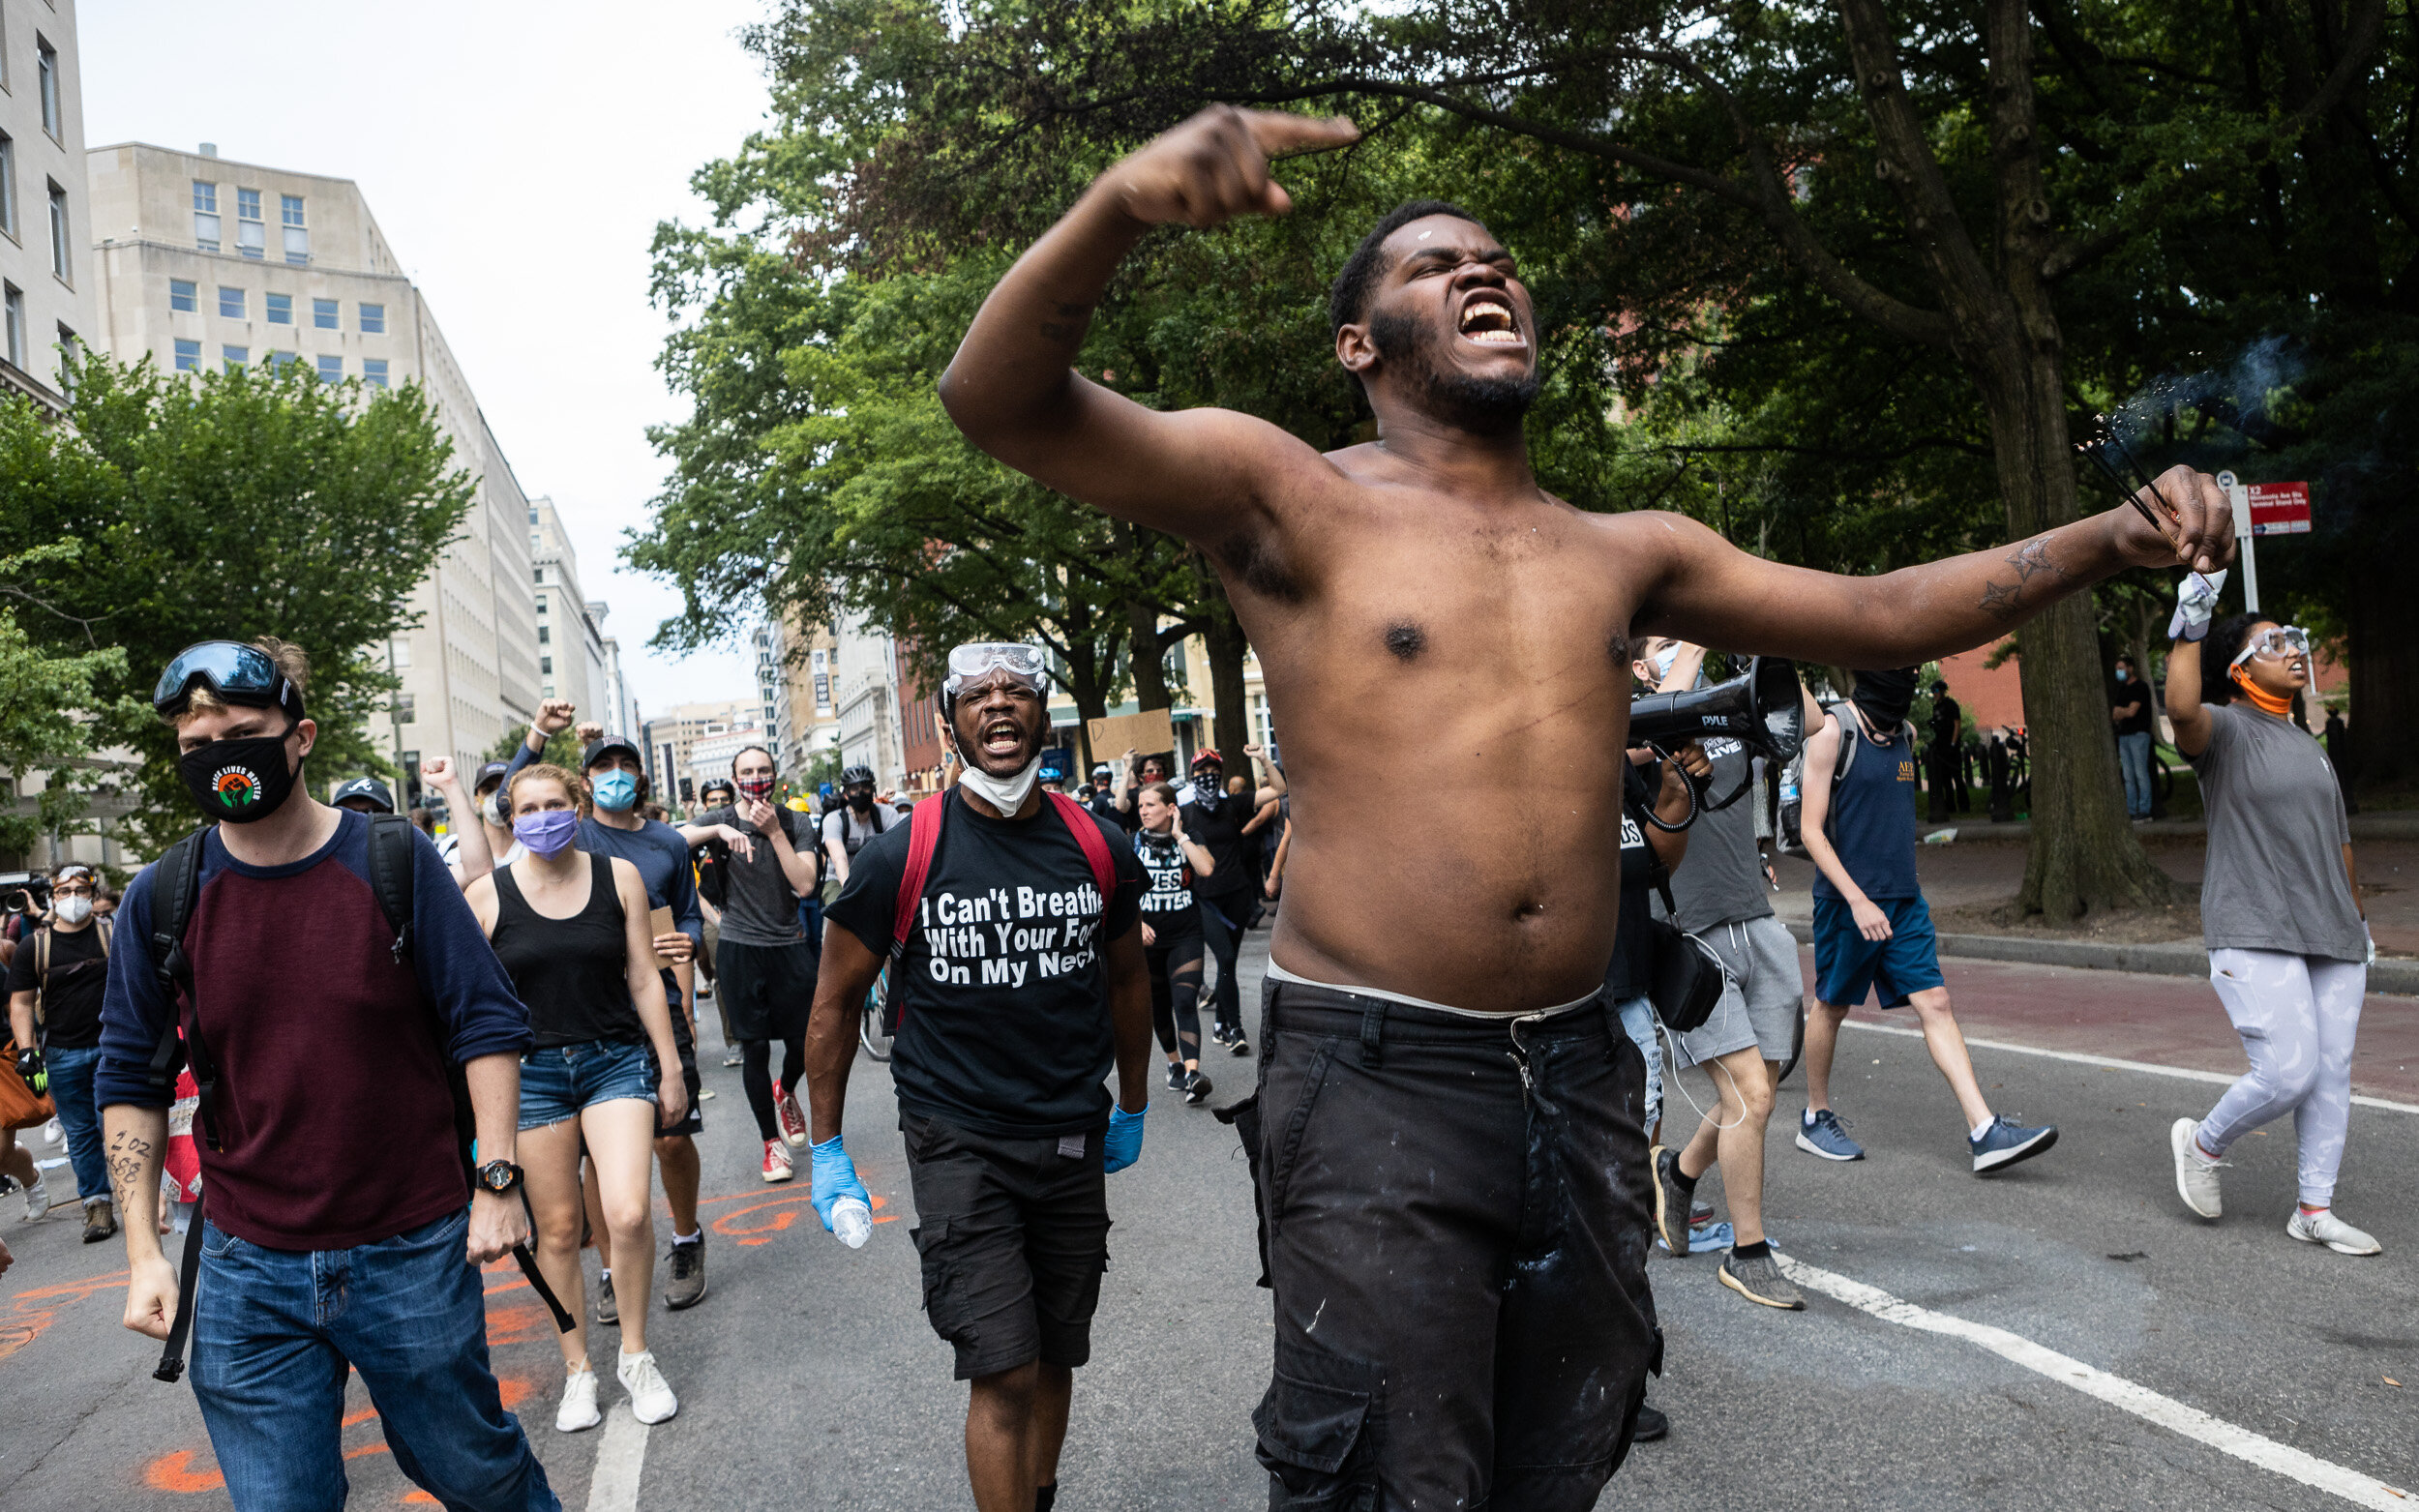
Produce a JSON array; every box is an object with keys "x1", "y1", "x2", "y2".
[{"x1": 1109, "y1": 106, "x2": 1359, "y2": 231}]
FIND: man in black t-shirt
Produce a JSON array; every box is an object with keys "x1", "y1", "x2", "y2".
[
  {"x1": 2111, "y1": 654, "x2": 2155, "y2": 819},
  {"x1": 805, "y1": 641, "x2": 1150, "y2": 1512},
  {"x1": 1180, "y1": 745, "x2": 1286, "y2": 1054},
  {"x1": 8, "y1": 864, "x2": 111, "y2": 1240}
]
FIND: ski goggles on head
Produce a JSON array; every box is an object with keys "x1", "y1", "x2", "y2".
[
  {"x1": 153, "y1": 640, "x2": 302, "y2": 719},
  {"x1": 941, "y1": 642, "x2": 1048, "y2": 703},
  {"x1": 2231, "y1": 625, "x2": 2311, "y2": 667}
]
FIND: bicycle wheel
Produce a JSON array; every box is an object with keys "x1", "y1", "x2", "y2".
[{"x1": 859, "y1": 965, "x2": 893, "y2": 1062}]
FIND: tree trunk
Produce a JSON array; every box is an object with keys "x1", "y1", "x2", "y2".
[
  {"x1": 1973, "y1": 346, "x2": 2175, "y2": 917},
  {"x1": 2346, "y1": 540, "x2": 2418, "y2": 786},
  {"x1": 1127, "y1": 598, "x2": 1171, "y2": 713},
  {"x1": 1201, "y1": 596, "x2": 1253, "y2": 774}
]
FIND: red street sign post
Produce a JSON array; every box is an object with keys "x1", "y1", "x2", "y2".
[{"x1": 2215, "y1": 472, "x2": 2312, "y2": 612}]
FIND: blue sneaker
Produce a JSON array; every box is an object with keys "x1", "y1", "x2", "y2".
[
  {"x1": 1795, "y1": 1110, "x2": 1864, "y2": 1162},
  {"x1": 1970, "y1": 1114, "x2": 2057, "y2": 1173}
]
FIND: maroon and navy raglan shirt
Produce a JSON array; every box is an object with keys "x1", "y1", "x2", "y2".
[{"x1": 96, "y1": 810, "x2": 532, "y2": 1251}]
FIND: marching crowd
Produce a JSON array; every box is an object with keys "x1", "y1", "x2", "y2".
[{"x1": 0, "y1": 110, "x2": 2378, "y2": 1512}]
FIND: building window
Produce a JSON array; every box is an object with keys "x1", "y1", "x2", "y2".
[
  {"x1": 313, "y1": 297, "x2": 337, "y2": 329},
  {"x1": 170, "y1": 279, "x2": 196, "y2": 312},
  {"x1": 235, "y1": 189, "x2": 264, "y2": 259},
  {"x1": 390, "y1": 638, "x2": 411, "y2": 669},
  {"x1": 270, "y1": 351, "x2": 297, "y2": 375},
  {"x1": 45, "y1": 181, "x2": 66, "y2": 280},
  {"x1": 316, "y1": 354, "x2": 342, "y2": 383},
  {"x1": 395, "y1": 694, "x2": 415, "y2": 725},
  {"x1": 359, "y1": 302, "x2": 385, "y2": 334},
  {"x1": 3, "y1": 284, "x2": 22, "y2": 369},
  {"x1": 222, "y1": 343, "x2": 248, "y2": 370},
  {"x1": 173, "y1": 338, "x2": 200, "y2": 371},
  {"x1": 36, "y1": 39, "x2": 58, "y2": 140},
  {"x1": 0, "y1": 134, "x2": 15, "y2": 239},
  {"x1": 535, "y1": 595, "x2": 548, "y2": 611},
  {"x1": 541, "y1": 657, "x2": 553, "y2": 675},
  {"x1": 192, "y1": 179, "x2": 219, "y2": 251},
  {"x1": 56, "y1": 324, "x2": 76, "y2": 391},
  {"x1": 362, "y1": 358, "x2": 388, "y2": 388},
  {"x1": 218, "y1": 285, "x2": 244, "y2": 318},
  {"x1": 280, "y1": 194, "x2": 308, "y2": 263},
  {"x1": 542, "y1": 685, "x2": 554, "y2": 698},
  {"x1": 527, "y1": 508, "x2": 538, "y2": 524},
  {"x1": 265, "y1": 292, "x2": 291, "y2": 325},
  {"x1": 537, "y1": 625, "x2": 550, "y2": 643}
]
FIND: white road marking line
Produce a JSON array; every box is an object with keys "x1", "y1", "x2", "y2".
[
  {"x1": 585, "y1": 1404, "x2": 649, "y2": 1512},
  {"x1": 1777, "y1": 1255, "x2": 2410, "y2": 1509},
  {"x1": 1838, "y1": 1019, "x2": 2419, "y2": 1114}
]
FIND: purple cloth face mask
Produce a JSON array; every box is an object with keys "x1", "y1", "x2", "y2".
[{"x1": 512, "y1": 809, "x2": 581, "y2": 857}]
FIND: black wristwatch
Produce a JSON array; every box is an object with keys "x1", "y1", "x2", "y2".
[{"x1": 474, "y1": 1159, "x2": 523, "y2": 1196}]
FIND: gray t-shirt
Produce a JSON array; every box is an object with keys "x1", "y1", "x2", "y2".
[
  {"x1": 2189, "y1": 703, "x2": 2364, "y2": 962},
  {"x1": 1657, "y1": 735, "x2": 1773, "y2": 933},
  {"x1": 695, "y1": 803, "x2": 820, "y2": 947}
]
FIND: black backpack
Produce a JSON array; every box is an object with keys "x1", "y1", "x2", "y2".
[{"x1": 1775, "y1": 705, "x2": 1913, "y2": 859}]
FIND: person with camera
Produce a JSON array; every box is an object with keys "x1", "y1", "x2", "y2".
[
  {"x1": 1632, "y1": 640, "x2": 1812, "y2": 1312},
  {"x1": 465, "y1": 763, "x2": 688, "y2": 1429},
  {"x1": 803, "y1": 641, "x2": 1150, "y2": 1512},
  {"x1": 1796, "y1": 668, "x2": 2057, "y2": 1173},
  {"x1": 1180, "y1": 745, "x2": 1285, "y2": 1056},
  {"x1": 692, "y1": 747, "x2": 821, "y2": 1184},
  {"x1": 9, "y1": 865, "x2": 114, "y2": 1240},
  {"x1": 2161, "y1": 588, "x2": 2377, "y2": 1255},
  {"x1": 95, "y1": 638, "x2": 556, "y2": 1512},
  {"x1": 1133, "y1": 781, "x2": 1218, "y2": 1104}
]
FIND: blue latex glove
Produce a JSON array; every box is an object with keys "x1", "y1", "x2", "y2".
[
  {"x1": 1104, "y1": 1103, "x2": 1146, "y2": 1173},
  {"x1": 809, "y1": 1135, "x2": 869, "y2": 1231}
]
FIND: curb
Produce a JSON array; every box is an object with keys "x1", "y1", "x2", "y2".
[
  {"x1": 1779, "y1": 920, "x2": 2419, "y2": 997},
  {"x1": 1915, "y1": 812, "x2": 2419, "y2": 843}
]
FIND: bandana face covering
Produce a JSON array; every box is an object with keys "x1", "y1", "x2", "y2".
[
  {"x1": 513, "y1": 809, "x2": 581, "y2": 857},
  {"x1": 735, "y1": 775, "x2": 777, "y2": 804},
  {"x1": 1849, "y1": 667, "x2": 1919, "y2": 732},
  {"x1": 2229, "y1": 666, "x2": 2295, "y2": 717},
  {"x1": 178, "y1": 734, "x2": 298, "y2": 824}
]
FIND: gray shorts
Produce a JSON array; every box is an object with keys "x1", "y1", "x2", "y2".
[{"x1": 1671, "y1": 913, "x2": 1804, "y2": 1070}]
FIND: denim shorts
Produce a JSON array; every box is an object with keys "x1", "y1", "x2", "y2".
[{"x1": 518, "y1": 1039, "x2": 658, "y2": 1130}]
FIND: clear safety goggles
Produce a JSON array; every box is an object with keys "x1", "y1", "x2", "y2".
[
  {"x1": 942, "y1": 642, "x2": 1048, "y2": 701},
  {"x1": 2231, "y1": 625, "x2": 2310, "y2": 666}
]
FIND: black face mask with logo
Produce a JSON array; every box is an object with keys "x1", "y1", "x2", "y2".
[{"x1": 177, "y1": 733, "x2": 300, "y2": 824}]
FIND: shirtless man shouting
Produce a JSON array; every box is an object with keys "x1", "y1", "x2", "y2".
[{"x1": 939, "y1": 105, "x2": 2234, "y2": 1512}]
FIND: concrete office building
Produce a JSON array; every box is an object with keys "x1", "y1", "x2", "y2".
[
  {"x1": 600, "y1": 632, "x2": 641, "y2": 748},
  {"x1": 85, "y1": 142, "x2": 540, "y2": 790},
  {"x1": 528, "y1": 495, "x2": 611, "y2": 719},
  {"x1": 0, "y1": 0, "x2": 95, "y2": 408},
  {"x1": 642, "y1": 698, "x2": 758, "y2": 808}
]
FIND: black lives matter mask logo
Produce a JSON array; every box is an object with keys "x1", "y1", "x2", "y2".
[{"x1": 915, "y1": 882, "x2": 1106, "y2": 989}]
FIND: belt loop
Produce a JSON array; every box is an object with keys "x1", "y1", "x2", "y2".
[{"x1": 1359, "y1": 997, "x2": 1386, "y2": 1069}]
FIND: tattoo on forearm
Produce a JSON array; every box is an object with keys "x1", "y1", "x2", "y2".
[
  {"x1": 1977, "y1": 579, "x2": 2023, "y2": 621},
  {"x1": 1977, "y1": 536, "x2": 2072, "y2": 622},
  {"x1": 1037, "y1": 300, "x2": 1092, "y2": 343}
]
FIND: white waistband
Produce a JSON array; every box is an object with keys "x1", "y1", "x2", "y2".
[{"x1": 1265, "y1": 962, "x2": 1601, "y2": 1021}]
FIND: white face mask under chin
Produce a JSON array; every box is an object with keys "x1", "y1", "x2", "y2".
[{"x1": 957, "y1": 753, "x2": 1041, "y2": 814}]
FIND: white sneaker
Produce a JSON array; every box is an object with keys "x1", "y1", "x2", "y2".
[
  {"x1": 555, "y1": 1367, "x2": 602, "y2": 1433},
  {"x1": 42, "y1": 1118, "x2": 62, "y2": 1145},
  {"x1": 2169, "y1": 1118, "x2": 2224, "y2": 1219},
  {"x1": 2285, "y1": 1208, "x2": 2381, "y2": 1257},
  {"x1": 618, "y1": 1349, "x2": 678, "y2": 1424},
  {"x1": 22, "y1": 1173, "x2": 47, "y2": 1221}
]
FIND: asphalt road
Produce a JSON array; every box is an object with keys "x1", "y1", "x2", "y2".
[{"x1": 4, "y1": 932, "x2": 2414, "y2": 1510}]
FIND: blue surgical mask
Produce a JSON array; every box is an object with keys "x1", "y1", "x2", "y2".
[
  {"x1": 512, "y1": 809, "x2": 580, "y2": 857},
  {"x1": 1651, "y1": 644, "x2": 1682, "y2": 682},
  {"x1": 591, "y1": 770, "x2": 640, "y2": 812},
  {"x1": 2114, "y1": 668, "x2": 2129, "y2": 683}
]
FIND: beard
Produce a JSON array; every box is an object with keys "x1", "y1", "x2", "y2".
[{"x1": 1369, "y1": 311, "x2": 1541, "y2": 433}]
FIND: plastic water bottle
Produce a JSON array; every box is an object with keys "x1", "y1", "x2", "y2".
[{"x1": 831, "y1": 1197, "x2": 872, "y2": 1249}]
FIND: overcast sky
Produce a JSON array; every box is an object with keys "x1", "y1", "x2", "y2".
[{"x1": 80, "y1": 0, "x2": 778, "y2": 719}]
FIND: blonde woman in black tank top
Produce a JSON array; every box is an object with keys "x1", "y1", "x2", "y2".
[{"x1": 465, "y1": 766, "x2": 687, "y2": 1431}]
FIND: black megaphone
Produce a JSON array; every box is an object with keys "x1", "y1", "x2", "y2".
[{"x1": 1628, "y1": 657, "x2": 1806, "y2": 812}]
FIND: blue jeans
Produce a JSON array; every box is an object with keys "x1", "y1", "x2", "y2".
[
  {"x1": 192, "y1": 1206, "x2": 558, "y2": 1512},
  {"x1": 43, "y1": 1043, "x2": 107, "y2": 1208},
  {"x1": 1615, "y1": 994, "x2": 1662, "y2": 1134},
  {"x1": 2118, "y1": 729, "x2": 2154, "y2": 817}
]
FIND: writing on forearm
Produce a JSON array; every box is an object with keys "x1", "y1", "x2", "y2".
[
  {"x1": 107, "y1": 1129, "x2": 154, "y2": 1208},
  {"x1": 1976, "y1": 535, "x2": 2073, "y2": 623}
]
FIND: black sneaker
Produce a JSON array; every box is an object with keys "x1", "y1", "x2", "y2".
[
  {"x1": 1651, "y1": 1147, "x2": 1693, "y2": 1257},
  {"x1": 1633, "y1": 1404, "x2": 1669, "y2": 1442},
  {"x1": 1229, "y1": 1034, "x2": 1250, "y2": 1057},
  {"x1": 1184, "y1": 1070, "x2": 1213, "y2": 1105},
  {"x1": 594, "y1": 1272, "x2": 618, "y2": 1326},
  {"x1": 664, "y1": 1234, "x2": 707, "y2": 1311},
  {"x1": 1210, "y1": 1023, "x2": 1236, "y2": 1047},
  {"x1": 1166, "y1": 1061, "x2": 1187, "y2": 1092}
]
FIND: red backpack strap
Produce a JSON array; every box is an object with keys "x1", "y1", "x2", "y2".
[
  {"x1": 1046, "y1": 792, "x2": 1118, "y2": 909},
  {"x1": 891, "y1": 793, "x2": 949, "y2": 952}
]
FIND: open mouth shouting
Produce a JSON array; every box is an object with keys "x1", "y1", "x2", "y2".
[
  {"x1": 1457, "y1": 291, "x2": 1523, "y2": 348},
  {"x1": 979, "y1": 715, "x2": 1026, "y2": 759}
]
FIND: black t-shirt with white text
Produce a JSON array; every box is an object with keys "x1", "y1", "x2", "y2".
[
  {"x1": 1603, "y1": 763, "x2": 1659, "y2": 1001},
  {"x1": 1133, "y1": 830, "x2": 1201, "y2": 943},
  {"x1": 827, "y1": 789, "x2": 1145, "y2": 1139},
  {"x1": 8, "y1": 923, "x2": 109, "y2": 1049},
  {"x1": 1179, "y1": 791, "x2": 1258, "y2": 900}
]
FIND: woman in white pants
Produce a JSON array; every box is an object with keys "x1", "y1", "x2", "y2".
[{"x1": 2164, "y1": 579, "x2": 2376, "y2": 1255}]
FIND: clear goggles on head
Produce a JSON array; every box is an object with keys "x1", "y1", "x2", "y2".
[
  {"x1": 941, "y1": 642, "x2": 1048, "y2": 702},
  {"x1": 2231, "y1": 625, "x2": 2311, "y2": 667}
]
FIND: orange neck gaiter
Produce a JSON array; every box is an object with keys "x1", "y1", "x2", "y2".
[{"x1": 2229, "y1": 666, "x2": 2294, "y2": 717}]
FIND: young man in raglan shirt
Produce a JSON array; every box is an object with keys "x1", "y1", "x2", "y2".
[
  {"x1": 96, "y1": 638, "x2": 555, "y2": 1511},
  {"x1": 804, "y1": 641, "x2": 1152, "y2": 1512}
]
